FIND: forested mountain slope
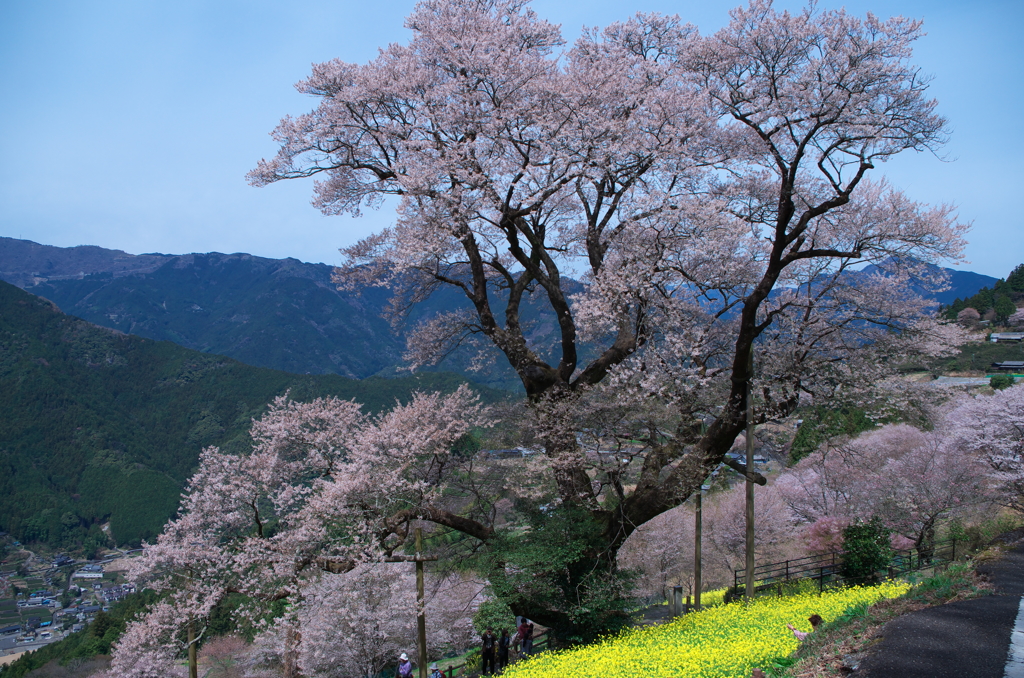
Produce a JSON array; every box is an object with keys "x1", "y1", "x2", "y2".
[
  {"x1": 0, "y1": 281, "x2": 505, "y2": 551},
  {"x1": 0, "y1": 238, "x2": 555, "y2": 390}
]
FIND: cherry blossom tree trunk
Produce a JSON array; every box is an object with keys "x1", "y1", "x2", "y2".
[
  {"x1": 188, "y1": 620, "x2": 198, "y2": 678},
  {"x1": 915, "y1": 522, "x2": 937, "y2": 565},
  {"x1": 283, "y1": 618, "x2": 302, "y2": 678}
]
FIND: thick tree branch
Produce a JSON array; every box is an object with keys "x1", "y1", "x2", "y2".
[
  {"x1": 721, "y1": 457, "x2": 767, "y2": 485},
  {"x1": 385, "y1": 505, "x2": 494, "y2": 543}
]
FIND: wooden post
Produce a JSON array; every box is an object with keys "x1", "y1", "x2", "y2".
[
  {"x1": 188, "y1": 619, "x2": 198, "y2": 678},
  {"x1": 385, "y1": 533, "x2": 438, "y2": 678},
  {"x1": 745, "y1": 346, "x2": 755, "y2": 601},
  {"x1": 694, "y1": 490, "x2": 702, "y2": 610},
  {"x1": 672, "y1": 586, "x2": 682, "y2": 617},
  {"x1": 416, "y1": 528, "x2": 428, "y2": 678}
]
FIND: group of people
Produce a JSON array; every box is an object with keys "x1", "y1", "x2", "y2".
[
  {"x1": 396, "y1": 618, "x2": 535, "y2": 678},
  {"x1": 396, "y1": 653, "x2": 449, "y2": 678},
  {"x1": 480, "y1": 618, "x2": 534, "y2": 674}
]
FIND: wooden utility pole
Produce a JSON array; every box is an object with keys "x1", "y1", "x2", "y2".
[
  {"x1": 745, "y1": 346, "x2": 755, "y2": 601},
  {"x1": 694, "y1": 489, "x2": 702, "y2": 610},
  {"x1": 386, "y1": 526, "x2": 437, "y2": 678},
  {"x1": 415, "y1": 528, "x2": 428, "y2": 678},
  {"x1": 188, "y1": 619, "x2": 198, "y2": 678}
]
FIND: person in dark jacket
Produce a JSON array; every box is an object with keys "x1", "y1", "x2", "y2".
[
  {"x1": 497, "y1": 628, "x2": 511, "y2": 669},
  {"x1": 481, "y1": 627, "x2": 497, "y2": 674}
]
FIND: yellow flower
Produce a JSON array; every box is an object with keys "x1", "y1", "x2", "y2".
[{"x1": 503, "y1": 582, "x2": 909, "y2": 678}]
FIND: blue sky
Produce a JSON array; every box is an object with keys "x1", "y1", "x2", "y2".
[{"x1": 1, "y1": 0, "x2": 1021, "y2": 278}]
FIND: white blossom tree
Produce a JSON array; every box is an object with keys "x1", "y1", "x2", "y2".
[
  {"x1": 1008, "y1": 308, "x2": 1024, "y2": 327},
  {"x1": 701, "y1": 482, "x2": 798, "y2": 575},
  {"x1": 617, "y1": 504, "x2": 695, "y2": 602},
  {"x1": 241, "y1": 566, "x2": 482, "y2": 678},
  {"x1": 957, "y1": 307, "x2": 981, "y2": 326}
]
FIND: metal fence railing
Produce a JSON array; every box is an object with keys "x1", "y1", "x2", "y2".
[{"x1": 734, "y1": 538, "x2": 965, "y2": 594}]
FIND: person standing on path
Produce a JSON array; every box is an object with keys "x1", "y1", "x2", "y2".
[
  {"x1": 497, "y1": 628, "x2": 511, "y2": 670},
  {"x1": 481, "y1": 627, "x2": 497, "y2": 675},
  {"x1": 517, "y1": 620, "x2": 534, "y2": 656}
]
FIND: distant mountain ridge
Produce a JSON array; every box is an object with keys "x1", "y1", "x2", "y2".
[
  {"x1": 0, "y1": 237, "x2": 530, "y2": 390},
  {"x1": 0, "y1": 237, "x2": 997, "y2": 389},
  {"x1": 0, "y1": 239, "x2": 171, "y2": 288},
  {"x1": 859, "y1": 260, "x2": 999, "y2": 306}
]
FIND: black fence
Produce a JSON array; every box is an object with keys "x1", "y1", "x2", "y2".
[{"x1": 734, "y1": 538, "x2": 965, "y2": 594}]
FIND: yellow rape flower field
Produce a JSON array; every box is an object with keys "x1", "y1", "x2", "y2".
[{"x1": 505, "y1": 582, "x2": 910, "y2": 678}]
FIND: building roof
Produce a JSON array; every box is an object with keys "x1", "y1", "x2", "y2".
[{"x1": 992, "y1": 361, "x2": 1024, "y2": 369}]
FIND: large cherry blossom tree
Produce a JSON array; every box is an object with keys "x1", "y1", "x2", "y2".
[{"x1": 248, "y1": 0, "x2": 967, "y2": 632}]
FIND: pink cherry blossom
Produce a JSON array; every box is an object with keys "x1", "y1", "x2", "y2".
[
  {"x1": 777, "y1": 422, "x2": 993, "y2": 555},
  {"x1": 249, "y1": 0, "x2": 966, "y2": 543},
  {"x1": 113, "y1": 386, "x2": 490, "y2": 677}
]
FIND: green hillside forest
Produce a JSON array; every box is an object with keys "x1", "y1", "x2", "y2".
[
  {"x1": 0, "y1": 281, "x2": 505, "y2": 553},
  {"x1": 942, "y1": 263, "x2": 1024, "y2": 321}
]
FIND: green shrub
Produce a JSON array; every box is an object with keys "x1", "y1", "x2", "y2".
[
  {"x1": 908, "y1": 562, "x2": 978, "y2": 601},
  {"x1": 991, "y1": 374, "x2": 1016, "y2": 390},
  {"x1": 841, "y1": 517, "x2": 892, "y2": 584}
]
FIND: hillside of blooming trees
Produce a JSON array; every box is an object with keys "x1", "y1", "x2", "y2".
[
  {"x1": 90, "y1": 379, "x2": 1023, "y2": 677},
  {"x1": 8, "y1": 0, "x2": 1020, "y2": 676}
]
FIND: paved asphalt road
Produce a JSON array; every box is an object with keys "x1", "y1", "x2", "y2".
[{"x1": 859, "y1": 537, "x2": 1024, "y2": 678}]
